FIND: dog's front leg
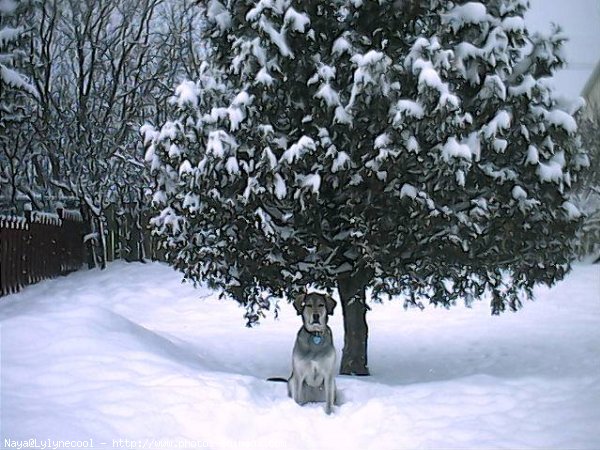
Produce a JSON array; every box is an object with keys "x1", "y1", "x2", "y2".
[
  {"x1": 290, "y1": 375, "x2": 305, "y2": 405},
  {"x1": 324, "y1": 377, "x2": 335, "y2": 415}
]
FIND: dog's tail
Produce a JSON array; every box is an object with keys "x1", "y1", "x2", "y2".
[{"x1": 266, "y1": 377, "x2": 288, "y2": 383}]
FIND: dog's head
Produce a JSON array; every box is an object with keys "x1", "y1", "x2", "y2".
[{"x1": 293, "y1": 292, "x2": 336, "y2": 333}]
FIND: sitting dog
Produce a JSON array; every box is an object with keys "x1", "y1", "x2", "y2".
[{"x1": 278, "y1": 292, "x2": 338, "y2": 414}]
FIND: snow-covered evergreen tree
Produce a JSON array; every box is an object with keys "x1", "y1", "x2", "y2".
[
  {"x1": 0, "y1": 0, "x2": 35, "y2": 99},
  {"x1": 0, "y1": 0, "x2": 38, "y2": 210},
  {"x1": 145, "y1": 0, "x2": 588, "y2": 375}
]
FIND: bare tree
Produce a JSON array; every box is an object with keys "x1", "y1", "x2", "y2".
[{"x1": 25, "y1": 0, "x2": 203, "y2": 267}]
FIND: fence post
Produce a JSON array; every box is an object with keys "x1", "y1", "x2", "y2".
[
  {"x1": 56, "y1": 204, "x2": 65, "y2": 274},
  {"x1": 0, "y1": 216, "x2": 6, "y2": 295},
  {"x1": 24, "y1": 205, "x2": 33, "y2": 288}
]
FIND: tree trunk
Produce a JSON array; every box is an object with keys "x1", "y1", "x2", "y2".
[
  {"x1": 80, "y1": 204, "x2": 96, "y2": 270},
  {"x1": 98, "y1": 215, "x2": 107, "y2": 270},
  {"x1": 337, "y1": 273, "x2": 370, "y2": 376}
]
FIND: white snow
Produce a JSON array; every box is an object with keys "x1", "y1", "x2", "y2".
[
  {"x1": 1, "y1": 263, "x2": 599, "y2": 449},
  {"x1": 526, "y1": 145, "x2": 540, "y2": 165},
  {"x1": 0, "y1": 25, "x2": 23, "y2": 46},
  {"x1": 207, "y1": 0, "x2": 232, "y2": 31},
  {"x1": 140, "y1": 124, "x2": 158, "y2": 146},
  {"x1": 299, "y1": 173, "x2": 321, "y2": 194},
  {"x1": 315, "y1": 83, "x2": 340, "y2": 107},
  {"x1": 281, "y1": 136, "x2": 316, "y2": 164},
  {"x1": 317, "y1": 64, "x2": 336, "y2": 81},
  {"x1": 179, "y1": 160, "x2": 193, "y2": 175},
  {"x1": 168, "y1": 143, "x2": 181, "y2": 159},
  {"x1": 546, "y1": 108, "x2": 578, "y2": 134},
  {"x1": 258, "y1": 16, "x2": 293, "y2": 58},
  {"x1": 250, "y1": 38, "x2": 267, "y2": 66},
  {"x1": 255, "y1": 206, "x2": 275, "y2": 236},
  {"x1": 464, "y1": 132, "x2": 481, "y2": 161},
  {"x1": 174, "y1": 80, "x2": 200, "y2": 108},
  {"x1": 225, "y1": 156, "x2": 239, "y2": 175},
  {"x1": 405, "y1": 135, "x2": 420, "y2": 153},
  {"x1": 455, "y1": 169, "x2": 466, "y2": 187},
  {"x1": 441, "y1": 136, "x2": 473, "y2": 162},
  {"x1": 442, "y1": 2, "x2": 490, "y2": 33},
  {"x1": 206, "y1": 130, "x2": 232, "y2": 158},
  {"x1": 228, "y1": 107, "x2": 246, "y2": 131},
  {"x1": 392, "y1": 99, "x2": 425, "y2": 122},
  {"x1": 182, "y1": 193, "x2": 200, "y2": 212},
  {"x1": 509, "y1": 74, "x2": 536, "y2": 98},
  {"x1": 538, "y1": 161, "x2": 564, "y2": 183},
  {"x1": 151, "y1": 190, "x2": 167, "y2": 206},
  {"x1": 283, "y1": 7, "x2": 310, "y2": 33},
  {"x1": 493, "y1": 138, "x2": 508, "y2": 153},
  {"x1": 255, "y1": 67, "x2": 274, "y2": 86},
  {"x1": 331, "y1": 151, "x2": 351, "y2": 172},
  {"x1": 483, "y1": 110, "x2": 511, "y2": 138},
  {"x1": 332, "y1": 35, "x2": 351, "y2": 55},
  {"x1": 413, "y1": 59, "x2": 444, "y2": 91},
  {"x1": 334, "y1": 106, "x2": 352, "y2": 125},
  {"x1": 0, "y1": 65, "x2": 37, "y2": 95},
  {"x1": 273, "y1": 173, "x2": 287, "y2": 199},
  {"x1": 232, "y1": 91, "x2": 252, "y2": 107},
  {"x1": 502, "y1": 16, "x2": 525, "y2": 32},
  {"x1": 399, "y1": 183, "x2": 418, "y2": 199},
  {"x1": 512, "y1": 185, "x2": 528, "y2": 200},
  {"x1": 263, "y1": 146, "x2": 277, "y2": 169},
  {"x1": 411, "y1": 59, "x2": 460, "y2": 109},
  {"x1": 531, "y1": 106, "x2": 578, "y2": 135},
  {"x1": 538, "y1": 152, "x2": 566, "y2": 184},
  {"x1": 350, "y1": 50, "x2": 385, "y2": 67},
  {"x1": 374, "y1": 133, "x2": 391, "y2": 149},
  {"x1": 245, "y1": 1, "x2": 265, "y2": 22},
  {"x1": 562, "y1": 201, "x2": 582, "y2": 220}
]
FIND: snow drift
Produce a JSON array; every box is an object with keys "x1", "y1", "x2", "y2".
[{"x1": 1, "y1": 262, "x2": 598, "y2": 449}]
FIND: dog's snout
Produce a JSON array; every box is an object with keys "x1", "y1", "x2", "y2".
[{"x1": 312, "y1": 313, "x2": 320, "y2": 323}]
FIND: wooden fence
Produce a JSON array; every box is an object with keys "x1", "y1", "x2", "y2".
[{"x1": 0, "y1": 208, "x2": 86, "y2": 296}]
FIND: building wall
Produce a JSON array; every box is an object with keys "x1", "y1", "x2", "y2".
[{"x1": 582, "y1": 61, "x2": 600, "y2": 116}]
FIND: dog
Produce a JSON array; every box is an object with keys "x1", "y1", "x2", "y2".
[{"x1": 269, "y1": 292, "x2": 337, "y2": 414}]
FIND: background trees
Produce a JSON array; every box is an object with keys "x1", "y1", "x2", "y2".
[
  {"x1": 1, "y1": 0, "x2": 203, "y2": 266},
  {"x1": 146, "y1": 0, "x2": 588, "y2": 375}
]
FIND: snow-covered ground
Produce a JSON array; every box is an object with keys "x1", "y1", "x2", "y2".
[{"x1": 1, "y1": 262, "x2": 599, "y2": 449}]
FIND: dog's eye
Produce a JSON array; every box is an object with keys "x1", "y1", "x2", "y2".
[
  {"x1": 306, "y1": 304, "x2": 312, "y2": 308},
  {"x1": 318, "y1": 304, "x2": 324, "y2": 308}
]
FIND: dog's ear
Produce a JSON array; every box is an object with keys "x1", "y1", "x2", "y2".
[
  {"x1": 325, "y1": 295, "x2": 337, "y2": 315},
  {"x1": 293, "y1": 293, "x2": 306, "y2": 315}
]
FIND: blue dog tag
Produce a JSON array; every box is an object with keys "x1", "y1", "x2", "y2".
[{"x1": 312, "y1": 335, "x2": 323, "y2": 345}]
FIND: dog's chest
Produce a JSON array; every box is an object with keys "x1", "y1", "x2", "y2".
[
  {"x1": 295, "y1": 339, "x2": 334, "y2": 358},
  {"x1": 293, "y1": 330, "x2": 336, "y2": 370},
  {"x1": 293, "y1": 343, "x2": 336, "y2": 387}
]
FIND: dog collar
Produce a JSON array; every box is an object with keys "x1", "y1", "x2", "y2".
[{"x1": 303, "y1": 326, "x2": 325, "y2": 345}]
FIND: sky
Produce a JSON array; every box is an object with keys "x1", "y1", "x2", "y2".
[{"x1": 526, "y1": 0, "x2": 600, "y2": 98}]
